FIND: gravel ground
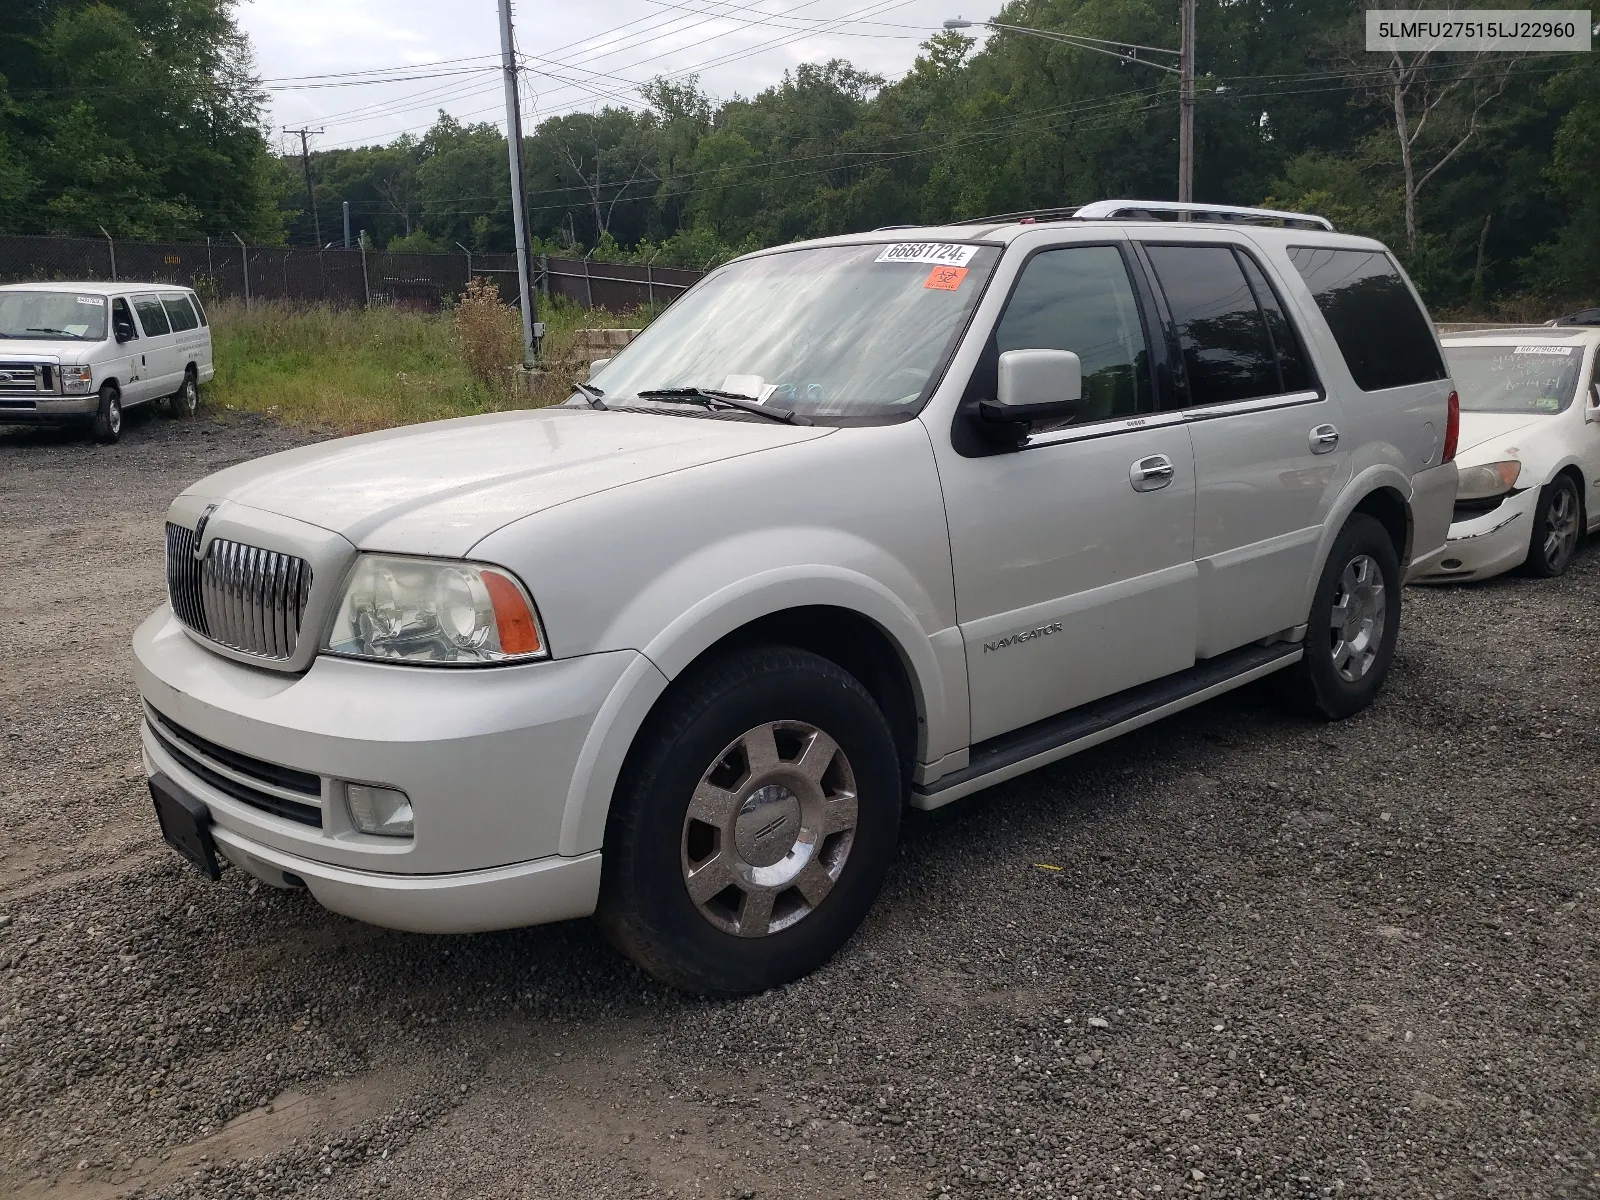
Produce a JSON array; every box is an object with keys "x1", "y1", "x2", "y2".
[{"x1": 2, "y1": 410, "x2": 1596, "y2": 1200}]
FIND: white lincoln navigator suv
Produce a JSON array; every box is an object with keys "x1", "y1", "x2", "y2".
[{"x1": 133, "y1": 201, "x2": 1459, "y2": 995}]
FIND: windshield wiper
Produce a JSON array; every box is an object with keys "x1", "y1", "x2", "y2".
[
  {"x1": 633, "y1": 387, "x2": 811, "y2": 426},
  {"x1": 572, "y1": 381, "x2": 607, "y2": 410},
  {"x1": 26, "y1": 327, "x2": 72, "y2": 335}
]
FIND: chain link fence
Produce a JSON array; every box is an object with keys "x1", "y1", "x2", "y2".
[{"x1": 0, "y1": 232, "x2": 704, "y2": 312}]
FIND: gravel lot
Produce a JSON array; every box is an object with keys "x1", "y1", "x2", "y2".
[{"x1": 2, "y1": 411, "x2": 1596, "y2": 1200}]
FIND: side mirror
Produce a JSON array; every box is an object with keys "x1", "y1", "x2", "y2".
[
  {"x1": 114, "y1": 320, "x2": 135, "y2": 343},
  {"x1": 981, "y1": 349, "x2": 1083, "y2": 424},
  {"x1": 589, "y1": 358, "x2": 611, "y2": 380}
]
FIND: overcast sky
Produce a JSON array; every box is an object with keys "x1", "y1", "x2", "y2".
[{"x1": 242, "y1": 0, "x2": 981, "y2": 154}]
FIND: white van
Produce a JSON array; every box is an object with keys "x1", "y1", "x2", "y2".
[{"x1": 0, "y1": 280, "x2": 215, "y2": 442}]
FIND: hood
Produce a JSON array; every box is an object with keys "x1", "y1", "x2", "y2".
[
  {"x1": 1454, "y1": 411, "x2": 1552, "y2": 457},
  {"x1": 184, "y1": 407, "x2": 834, "y2": 556},
  {"x1": 0, "y1": 341, "x2": 90, "y2": 364}
]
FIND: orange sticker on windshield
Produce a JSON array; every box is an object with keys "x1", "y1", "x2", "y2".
[{"x1": 924, "y1": 266, "x2": 968, "y2": 291}]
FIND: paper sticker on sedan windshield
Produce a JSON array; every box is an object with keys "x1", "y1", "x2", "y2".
[
  {"x1": 924, "y1": 266, "x2": 969, "y2": 291},
  {"x1": 876, "y1": 243, "x2": 978, "y2": 267},
  {"x1": 1514, "y1": 344, "x2": 1575, "y2": 355}
]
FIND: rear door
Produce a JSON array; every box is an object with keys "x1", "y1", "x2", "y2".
[
  {"x1": 1135, "y1": 238, "x2": 1348, "y2": 657},
  {"x1": 129, "y1": 293, "x2": 178, "y2": 401},
  {"x1": 160, "y1": 292, "x2": 206, "y2": 380}
]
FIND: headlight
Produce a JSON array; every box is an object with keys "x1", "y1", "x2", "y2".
[
  {"x1": 323, "y1": 554, "x2": 548, "y2": 665},
  {"x1": 1456, "y1": 460, "x2": 1521, "y2": 501},
  {"x1": 60, "y1": 365, "x2": 93, "y2": 394}
]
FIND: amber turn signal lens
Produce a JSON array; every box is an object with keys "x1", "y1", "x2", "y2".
[{"x1": 482, "y1": 569, "x2": 543, "y2": 656}]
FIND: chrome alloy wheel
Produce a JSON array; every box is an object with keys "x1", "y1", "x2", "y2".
[
  {"x1": 1329, "y1": 553, "x2": 1387, "y2": 683},
  {"x1": 1541, "y1": 485, "x2": 1580, "y2": 570},
  {"x1": 680, "y1": 720, "x2": 858, "y2": 938}
]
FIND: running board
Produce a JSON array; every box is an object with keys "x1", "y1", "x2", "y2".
[{"x1": 911, "y1": 641, "x2": 1303, "y2": 810}]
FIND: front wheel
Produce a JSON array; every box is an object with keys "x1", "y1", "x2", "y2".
[
  {"x1": 168, "y1": 369, "x2": 199, "y2": 419},
  {"x1": 92, "y1": 384, "x2": 122, "y2": 443},
  {"x1": 596, "y1": 645, "x2": 902, "y2": 996},
  {"x1": 1282, "y1": 513, "x2": 1402, "y2": 719},
  {"x1": 1522, "y1": 474, "x2": 1581, "y2": 578}
]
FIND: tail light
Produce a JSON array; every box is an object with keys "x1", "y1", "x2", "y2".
[{"x1": 1442, "y1": 389, "x2": 1460, "y2": 464}]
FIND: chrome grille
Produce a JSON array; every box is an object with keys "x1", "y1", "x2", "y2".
[
  {"x1": 165, "y1": 523, "x2": 313, "y2": 660},
  {"x1": 0, "y1": 363, "x2": 44, "y2": 395}
]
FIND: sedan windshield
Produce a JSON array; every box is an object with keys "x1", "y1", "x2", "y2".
[
  {"x1": 0, "y1": 291, "x2": 109, "y2": 341},
  {"x1": 588, "y1": 241, "x2": 999, "y2": 421},
  {"x1": 1445, "y1": 343, "x2": 1585, "y2": 414}
]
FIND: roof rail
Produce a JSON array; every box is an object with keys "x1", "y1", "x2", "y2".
[
  {"x1": 1074, "y1": 200, "x2": 1334, "y2": 231},
  {"x1": 947, "y1": 207, "x2": 1082, "y2": 226}
]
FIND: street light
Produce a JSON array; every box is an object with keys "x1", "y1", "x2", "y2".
[{"x1": 943, "y1": 8, "x2": 1196, "y2": 203}]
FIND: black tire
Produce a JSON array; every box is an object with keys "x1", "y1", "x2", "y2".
[
  {"x1": 1521, "y1": 474, "x2": 1581, "y2": 578},
  {"x1": 169, "y1": 368, "x2": 199, "y2": 419},
  {"x1": 91, "y1": 384, "x2": 122, "y2": 443},
  {"x1": 1282, "y1": 513, "x2": 1402, "y2": 720},
  {"x1": 595, "y1": 645, "x2": 902, "y2": 996}
]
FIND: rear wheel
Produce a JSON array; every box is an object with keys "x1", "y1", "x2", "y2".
[
  {"x1": 92, "y1": 384, "x2": 122, "y2": 443},
  {"x1": 1522, "y1": 474, "x2": 1581, "y2": 578},
  {"x1": 1282, "y1": 513, "x2": 1402, "y2": 719},
  {"x1": 168, "y1": 368, "x2": 199, "y2": 419},
  {"x1": 596, "y1": 645, "x2": 901, "y2": 996}
]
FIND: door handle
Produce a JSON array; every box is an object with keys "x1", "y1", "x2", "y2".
[
  {"x1": 1129, "y1": 453, "x2": 1176, "y2": 492},
  {"x1": 1309, "y1": 423, "x2": 1340, "y2": 453}
]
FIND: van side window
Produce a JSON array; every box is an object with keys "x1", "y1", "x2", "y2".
[
  {"x1": 1235, "y1": 251, "x2": 1312, "y2": 393},
  {"x1": 161, "y1": 295, "x2": 198, "y2": 332},
  {"x1": 1143, "y1": 244, "x2": 1281, "y2": 407},
  {"x1": 188, "y1": 292, "x2": 208, "y2": 327},
  {"x1": 1287, "y1": 247, "x2": 1446, "y2": 391},
  {"x1": 132, "y1": 296, "x2": 171, "y2": 336},
  {"x1": 993, "y1": 244, "x2": 1153, "y2": 425},
  {"x1": 111, "y1": 297, "x2": 137, "y2": 340}
]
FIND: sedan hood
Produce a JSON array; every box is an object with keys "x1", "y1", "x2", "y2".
[
  {"x1": 1454, "y1": 411, "x2": 1551, "y2": 456},
  {"x1": 184, "y1": 407, "x2": 833, "y2": 556}
]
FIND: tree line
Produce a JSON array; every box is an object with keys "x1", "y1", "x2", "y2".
[{"x1": 1, "y1": 0, "x2": 1595, "y2": 308}]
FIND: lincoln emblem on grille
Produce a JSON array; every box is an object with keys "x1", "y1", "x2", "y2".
[{"x1": 192, "y1": 505, "x2": 216, "y2": 559}]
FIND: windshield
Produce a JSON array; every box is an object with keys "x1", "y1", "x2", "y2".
[
  {"x1": 1445, "y1": 343, "x2": 1585, "y2": 414},
  {"x1": 0, "y1": 290, "x2": 109, "y2": 341},
  {"x1": 589, "y1": 241, "x2": 999, "y2": 421}
]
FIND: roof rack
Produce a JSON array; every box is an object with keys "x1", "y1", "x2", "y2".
[
  {"x1": 1074, "y1": 200, "x2": 1334, "y2": 231},
  {"x1": 947, "y1": 207, "x2": 1082, "y2": 226}
]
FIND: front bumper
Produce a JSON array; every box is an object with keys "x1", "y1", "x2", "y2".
[
  {"x1": 0, "y1": 396, "x2": 96, "y2": 424},
  {"x1": 1413, "y1": 488, "x2": 1537, "y2": 583},
  {"x1": 133, "y1": 607, "x2": 645, "y2": 931}
]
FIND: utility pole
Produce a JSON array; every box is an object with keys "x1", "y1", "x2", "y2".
[
  {"x1": 1177, "y1": 0, "x2": 1196, "y2": 204},
  {"x1": 498, "y1": 0, "x2": 538, "y2": 367},
  {"x1": 285, "y1": 127, "x2": 325, "y2": 248}
]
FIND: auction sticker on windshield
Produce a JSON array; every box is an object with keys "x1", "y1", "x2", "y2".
[
  {"x1": 77, "y1": 295, "x2": 105, "y2": 305},
  {"x1": 875, "y1": 243, "x2": 979, "y2": 267},
  {"x1": 1515, "y1": 345, "x2": 1576, "y2": 355}
]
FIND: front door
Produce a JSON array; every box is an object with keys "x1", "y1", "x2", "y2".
[
  {"x1": 1136, "y1": 240, "x2": 1351, "y2": 657},
  {"x1": 934, "y1": 242, "x2": 1198, "y2": 743}
]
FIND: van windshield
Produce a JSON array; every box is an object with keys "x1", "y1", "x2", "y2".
[
  {"x1": 0, "y1": 291, "x2": 110, "y2": 341},
  {"x1": 587, "y1": 241, "x2": 999, "y2": 422},
  {"x1": 1444, "y1": 344, "x2": 1585, "y2": 414}
]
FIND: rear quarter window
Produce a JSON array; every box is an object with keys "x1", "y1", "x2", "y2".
[{"x1": 1287, "y1": 247, "x2": 1445, "y2": 392}]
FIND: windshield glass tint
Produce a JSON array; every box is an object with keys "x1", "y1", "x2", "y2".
[
  {"x1": 1445, "y1": 344, "x2": 1584, "y2": 414},
  {"x1": 0, "y1": 291, "x2": 109, "y2": 341},
  {"x1": 591, "y1": 242, "x2": 998, "y2": 420}
]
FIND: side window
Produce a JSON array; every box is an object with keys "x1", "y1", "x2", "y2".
[
  {"x1": 1287, "y1": 247, "x2": 1446, "y2": 391},
  {"x1": 111, "y1": 297, "x2": 136, "y2": 340},
  {"x1": 1235, "y1": 251, "x2": 1312, "y2": 394},
  {"x1": 1143, "y1": 244, "x2": 1279, "y2": 407},
  {"x1": 132, "y1": 295, "x2": 171, "y2": 336},
  {"x1": 994, "y1": 244, "x2": 1153, "y2": 425},
  {"x1": 161, "y1": 294, "x2": 198, "y2": 332},
  {"x1": 188, "y1": 291, "x2": 208, "y2": 327}
]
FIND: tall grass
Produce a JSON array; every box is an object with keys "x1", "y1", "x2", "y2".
[{"x1": 208, "y1": 294, "x2": 650, "y2": 433}]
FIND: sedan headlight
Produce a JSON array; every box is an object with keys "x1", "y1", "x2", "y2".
[
  {"x1": 1456, "y1": 460, "x2": 1521, "y2": 502},
  {"x1": 60, "y1": 365, "x2": 93, "y2": 394},
  {"x1": 323, "y1": 554, "x2": 547, "y2": 665}
]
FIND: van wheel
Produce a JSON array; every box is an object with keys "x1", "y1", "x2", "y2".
[
  {"x1": 596, "y1": 645, "x2": 901, "y2": 996},
  {"x1": 1283, "y1": 514, "x2": 1401, "y2": 719},
  {"x1": 1522, "y1": 475, "x2": 1581, "y2": 577},
  {"x1": 92, "y1": 385, "x2": 122, "y2": 443},
  {"x1": 169, "y1": 369, "x2": 199, "y2": 419}
]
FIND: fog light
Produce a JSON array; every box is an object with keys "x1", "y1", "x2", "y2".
[{"x1": 346, "y1": 784, "x2": 413, "y2": 837}]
